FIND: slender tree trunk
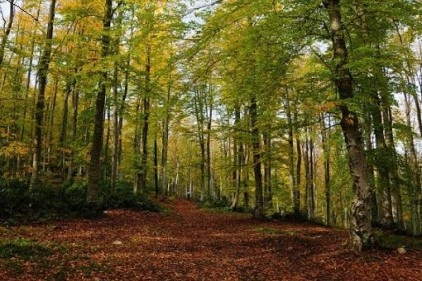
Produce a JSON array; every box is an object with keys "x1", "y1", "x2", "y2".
[
  {"x1": 136, "y1": 44, "x2": 152, "y2": 194},
  {"x1": 230, "y1": 105, "x2": 242, "y2": 210},
  {"x1": 161, "y1": 85, "x2": 171, "y2": 196},
  {"x1": 382, "y1": 106, "x2": 404, "y2": 228},
  {"x1": 30, "y1": 0, "x2": 56, "y2": 189},
  {"x1": 206, "y1": 87, "x2": 213, "y2": 200},
  {"x1": 87, "y1": 0, "x2": 113, "y2": 205},
  {"x1": 154, "y1": 137, "x2": 159, "y2": 197},
  {"x1": 403, "y1": 92, "x2": 422, "y2": 235},
  {"x1": 370, "y1": 93, "x2": 394, "y2": 226},
  {"x1": 304, "y1": 129, "x2": 315, "y2": 220},
  {"x1": 321, "y1": 114, "x2": 332, "y2": 226},
  {"x1": 250, "y1": 95, "x2": 264, "y2": 218},
  {"x1": 263, "y1": 128, "x2": 272, "y2": 208},
  {"x1": 286, "y1": 96, "x2": 300, "y2": 214},
  {"x1": 324, "y1": 0, "x2": 374, "y2": 251},
  {"x1": 193, "y1": 88, "x2": 206, "y2": 200}
]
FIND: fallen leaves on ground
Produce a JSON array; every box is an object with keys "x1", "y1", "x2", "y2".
[{"x1": 1, "y1": 199, "x2": 421, "y2": 280}]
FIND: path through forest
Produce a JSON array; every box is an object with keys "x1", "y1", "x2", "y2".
[{"x1": 1, "y1": 199, "x2": 421, "y2": 280}]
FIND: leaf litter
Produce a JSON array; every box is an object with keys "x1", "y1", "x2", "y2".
[{"x1": 0, "y1": 199, "x2": 421, "y2": 280}]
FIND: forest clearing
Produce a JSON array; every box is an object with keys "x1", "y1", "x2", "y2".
[{"x1": 1, "y1": 199, "x2": 421, "y2": 281}]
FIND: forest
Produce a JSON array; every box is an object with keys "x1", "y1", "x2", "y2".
[{"x1": 1, "y1": 0, "x2": 422, "y2": 267}]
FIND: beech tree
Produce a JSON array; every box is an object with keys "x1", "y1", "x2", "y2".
[
  {"x1": 30, "y1": 0, "x2": 57, "y2": 189},
  {"x1": 86, "y1": 0, "x2": 114, "y2": 205}
]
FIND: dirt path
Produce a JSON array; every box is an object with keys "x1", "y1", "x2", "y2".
[{"x1": 1, "y1": 199, "x2": 421, "y2": 280}]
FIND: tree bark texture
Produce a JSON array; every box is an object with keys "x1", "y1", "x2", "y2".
[
  {"x1": 87, "y1": 0, "x2": 113, "y2": 204},
  {"x1": 30, "y1": 0, "x2": 56, "y2": 189},
  {"x1": 324, "y1": 0, "x2": 374, "y2": 251}
]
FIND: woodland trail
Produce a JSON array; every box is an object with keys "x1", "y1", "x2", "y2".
[{"x1": 1, "y1": 199, "x2": 421, "y2": 280}]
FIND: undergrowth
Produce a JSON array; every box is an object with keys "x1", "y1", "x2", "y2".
[{"x1": 0, "y1": 179, "x2": 161, "y2": 224}]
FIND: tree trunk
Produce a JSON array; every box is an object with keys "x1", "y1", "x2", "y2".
[
  {"x1": 324, "y1": 0, "x2": 374, "y2": 251},
  {"x1": 321, "y1": 114, "x2": 332, "y2": 226},
  {"x1": 286, "y1": 96, "x2": 300, "y2": 214},
  {"x1": 370, "y1": 93, "x2": 394, "y2": 226},
  {"x1": 87, "y1": 0, "x2": 113, "y2": 205},
  {"x1": 161, "y1": 84, "x2": 171, "y2": 196},
  {"x1": 30, "y1": 0, "x2": 56, "y2": 189},
  {"x1": 136, "y1": 44, "x2": 152, "y2": 194},
  {"x1": 263, "y1": 128, "x2": 272, "y2": 208},
  {"x1": 250, "y1": 95, "x2": 264, "y2": 218},
  {"x1": 206, "y1": 86, "x2": 213, "y2": 200},
  {"x1": 230, "y1": 105, "x2": 242, "y2": 210}
]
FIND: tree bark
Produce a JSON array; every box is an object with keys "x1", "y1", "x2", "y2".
[
  {"x1": 87, "y1": 0, "x2": 113, "y2": 204},
  {"x1": 250, "y1": 95, "x2": 264, "y2": 218},
  {"x1": 321, "y1": 114, "x2": 332, "y2": 226},
  {"x1": 324, "y1": 0, "x2": 374, "y2": 251},
  {"x1": 30, "y1": 0, "x2": 56, "y2": 189}
]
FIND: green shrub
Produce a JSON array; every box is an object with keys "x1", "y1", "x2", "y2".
[
  {"x1": 106, "y1": 183, "x2": 161, "y2": 212},
  {"x1": 0, "y1": 179, "x2": 160, "y2": 223}
]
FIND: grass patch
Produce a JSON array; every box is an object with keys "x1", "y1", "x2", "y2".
[
  {"x1": 0, "y1": 239, "x2": 53, "y2": 260},
  {"x1": 375, "y1": 232, "x2": 422, "y2": 250},
  {"x1": 256, "y1": 227, "x2": 295, "y2": 236}
]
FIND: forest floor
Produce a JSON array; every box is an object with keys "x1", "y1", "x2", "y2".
[{"x1": 1, "y1": 199, "x2": 421, "y2": 281}]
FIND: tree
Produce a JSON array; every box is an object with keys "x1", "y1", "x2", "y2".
[
  {"x1": 86, "y1": 0, "x2": 115, "y2": 205},
  {"x1": 323, "y1": 0, "x2": 374, "y2": 252},
  {"x1": 30, "y1": 0, "x2": 57, "y2": 189}
]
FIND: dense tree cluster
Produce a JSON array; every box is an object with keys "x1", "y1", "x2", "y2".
[{"x1": 0, "y1": 0, "x2": 421, "y2": 251}]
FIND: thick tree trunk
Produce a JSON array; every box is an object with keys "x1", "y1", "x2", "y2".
[
  {"x1": 87, "y1": 0, "x2": 113, "y2": 204},
  {"x1": 324, "y1": 0, "x2": 374, "y2": 251}
]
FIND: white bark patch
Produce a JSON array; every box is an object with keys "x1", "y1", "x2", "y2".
[{"x1": 331, "y1": 18, "x2": 341, "y2": 31}]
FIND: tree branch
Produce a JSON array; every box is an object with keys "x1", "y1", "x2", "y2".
[{"x1": 5, "y1": 0, "x2": 38, "y2": 21}]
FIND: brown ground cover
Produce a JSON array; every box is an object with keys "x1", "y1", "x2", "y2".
[{"x1": 1, "y1": 199, "x2": 421, "y2": 280}]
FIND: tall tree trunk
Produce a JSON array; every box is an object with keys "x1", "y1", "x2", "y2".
[
  {"x1": 286, "y1": 96, "x2": 300, "y2": 214},
  {"x1": 193, "y1": 88, "x2": 206, "y2": 201},
  {"x1": 250, "y1": 95, "x2": 264, "y2": 218},
  {"x1": 87, "y1": 0, "x2": 113, "y2": 205},
  {"x1": 263, "y1": 128, "x2": 272, "y2": 208},
  {"x1": 324, "y1": 0, "x2": 374, "y2": 251},
  {"x1": 321, "y1": 114, "x2": 332, "y2": 226},
  {"x1": 403, "y1": 92, "x2": 422, "y2": 235},
  {"x1": 154, "y1": 137, "x2": 159, "y2": 197},
  {"x1": 304, "y1": 129, "x2": 315, "y2": 220},
  {"x1": 30, "y1": 0, "x2": 56, "y2": 189},
  {"x1": 161, "y1": 84, "x2": 171, "y2": 196},
  {"x1": 136, "y1": 44, "x2": 152, "y2": 194},
  {"x1": 382, "y1": 106, "x2": 404, "y2": 228},
  {"x1": 230, "y1": 105, "x2": 242, "y2": 210},
  {"x1": 206, "y1": 86, "x2": 213, "y2": 200},
  {"x1": 370, "y1": 93, "x2": 394, "y2": 226}
]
